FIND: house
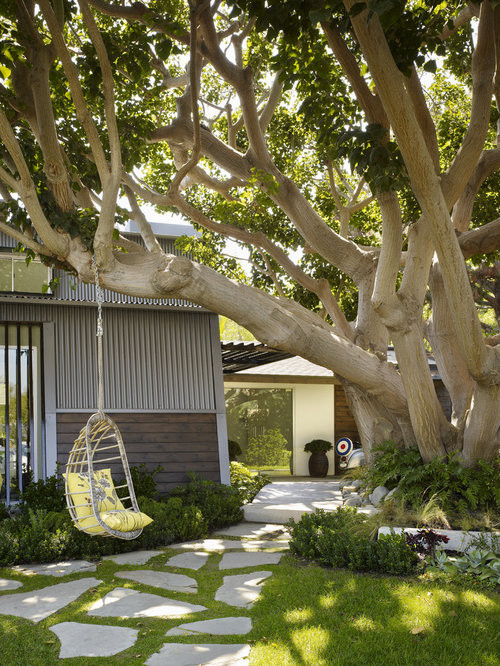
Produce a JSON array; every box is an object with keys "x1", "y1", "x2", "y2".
[
  {"x1": 0, "y1": 224, "x2": 229, "y2": 505},
  {"x1": 222, "y1": 341, "x2": 452, "y2": 477}
]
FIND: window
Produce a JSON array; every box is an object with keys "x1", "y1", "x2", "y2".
[
  {"x1": 225, "y1": 387, "x2": 293, "y2": 476},
  {"x1": 0, "y1": 253, "x2": 52, "y2": 294},
  {"x1": 0, "y1": 324, "x2": 45, "y2": 504}
]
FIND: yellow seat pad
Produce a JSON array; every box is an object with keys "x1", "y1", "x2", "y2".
[
  {"x1": 66, "y1": 469, "x2": 152, "y2": 534},
  {"x1": 100, "y1": 510, "x2": 153, "y2": 532}
]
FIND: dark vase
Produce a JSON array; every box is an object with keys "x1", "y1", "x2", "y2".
[{"x1": 308, "y1": 452, "x2": 329, "y2": 477}]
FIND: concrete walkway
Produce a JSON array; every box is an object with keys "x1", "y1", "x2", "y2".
[{"x1": 243, "y1": 480, "x2": 344, "y2": 523}]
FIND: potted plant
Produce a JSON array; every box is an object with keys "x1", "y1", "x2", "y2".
[
  {"x1": 304, "y1": 439, "x2": 333, "y2": 477},
  {"x1": 228, "y1": 439, "x2": 242, "y2": 462}
]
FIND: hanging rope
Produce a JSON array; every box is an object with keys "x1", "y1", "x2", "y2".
[{"x1": 92, "y1": 256, "x2": 104, "y2": 416}]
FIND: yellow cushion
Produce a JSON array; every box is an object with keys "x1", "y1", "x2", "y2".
[
  {"x1": 100, "y1": 510, "x2": 153, "y2": 532},
  {"x1": 66, "y1": 469, "x2": 126, "y2": 534}
]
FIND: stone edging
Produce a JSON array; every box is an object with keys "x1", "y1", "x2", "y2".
[{"x1": 377, "y1": 527, "x2": 498, "y2": 552}]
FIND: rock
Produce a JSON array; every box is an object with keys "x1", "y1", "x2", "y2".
[
  {"x1": 165, "y1": 552, "x2": 209, "y2": 571},
  {"x1": 146, "y1": 643, "x2": 251, "y2": 666},
  {"x1": 350, "y1": 479, "x2": 363, "y2": 490},
  {"x1": 114, "y1": 570, "x2": 197, "y2": 593},
  {"x1": 383, "y1": 487, "x2": 398, "y2": 502},
  {"x1": 344, "y1": 495, "x2": 362, "y2": 507},
  {"x1": 88, "y1": 588, "x2": 206, "y2": 618},
  {"x1": 357, "y1": 504, "x2": 379, "y2": 516},
  {"x1": 0, "y1": 579, "x2": 22, "y2": 591},
  {"x1": 215, "y1": 571, "x2": 272, "y2": 608},
  {"x1": 219, "y1": 552, "x2": 282, "y2": 570},
  {"x1": 103, "y1": 550, "x2": 163, "y2": 566},
  {"x1": 369, "y1": 486, "x2": 389, "y2": 507},
  {"x1": 166, "y1": 617, "x2": 252, "y2": 637},
  {"x1": 12, "y1": 560, "x2": 96, "y2": 577},
  {"x1": 50, "y1": 622, "x2": 138, "y2": 658},
  {"x1": 0, "y1": 577, "x2": 101, "y2": 623},
  {"x1": 342, "y1": 485, "x2": 359, "y2": 494}
]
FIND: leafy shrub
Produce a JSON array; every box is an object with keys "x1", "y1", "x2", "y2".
[
  {"x1": 304, "y1": 439, "x2": 333, "y2": 454},
  {"x1": 288, "y1": 509, "x2": 418, "y2": 574},
  {"x1": 117, "y1": 464, "x2": 163, "y2": 500},
  {"x1": 168, "y1": 473, "x2": 243, "y2": 530},
  {"x1": 19, "y1": 472, "x2": 66, "y2": 513},
  {"x1": 366, "y1": 441, "x2": 500, "y2": 513},
  {"x1": 230, "y1": 461, "x2": 270, "y2": 504},
  {"x1": 287, "y1": 508, "x2": 365, "y2": 560},
  {"x1": 0, "y1": 474, "x2": 242, "y2": 565},
  {"x1": 246, "y1": 428, "x2": 291, "y2": 466}
]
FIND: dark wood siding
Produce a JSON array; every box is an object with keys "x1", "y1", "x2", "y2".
[
  {"x1": 57, "y1": 412, "x2": 220, "y2": 495},
  {"x1": 334, "y1": 386, "x2": 359, "y2": 442}
]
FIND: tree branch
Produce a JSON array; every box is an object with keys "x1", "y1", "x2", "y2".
[
  {"x1": 346, "y1": 0, "x2": 495, "y2": 382},
  {"x1": 441, "y1": 1, "x2": 495, "y2": 204}
]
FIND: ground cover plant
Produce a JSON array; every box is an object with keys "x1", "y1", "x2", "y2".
[{"x1": 0, "y1": 549, "x2": 498, "y2": 665}]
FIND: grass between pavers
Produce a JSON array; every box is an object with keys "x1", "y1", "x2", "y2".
[{"x1": 0, "y1": 548, "x2": 498, "y2": 666}]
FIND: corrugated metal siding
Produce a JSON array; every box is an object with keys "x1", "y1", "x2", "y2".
[
  {"x1": 1, "y1": 302, "x2": 216, "y2": 411},
  {"x1": 0, "y1": 231, "x2": 198, "y2": 309}
]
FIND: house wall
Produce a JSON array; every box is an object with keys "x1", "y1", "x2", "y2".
[
  {"x1": 1, "y1": 302, "x2": 226, "y2": 488},
  {"x1": 57, "y1": 412, "x2": 220, "y2": 494},
  {"x1": 293, "y1": 384, "x2": 336, "y2": 476},
  {"x1": 223, "y1": 379, "x2": 336, "y2": 476}
]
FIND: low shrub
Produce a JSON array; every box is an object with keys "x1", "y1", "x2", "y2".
[
  {"x1": 230, "y1": 461, "x2": 270, "y2": 504},
  {"x1": 117, "y1": 464, "x2": 163, "y2": 500},
  {"x1": 19, "y1": 472, "x2": 66, "y2": 514},
  {"x1": 287, "y1": 507, "x2": 366, "y2": 560},
  {"x1": 365, "y1": 441, "x2": 500, "y2": 513},
  {"x1": 287, "y1": 508, "x2": 418, "y2": 575},
  {"x1": 167, "y1": 473, "x2": 243, "y2": 530},
  {"x1": 0, "y1": 473, "x2": 242, "y2": 566}
]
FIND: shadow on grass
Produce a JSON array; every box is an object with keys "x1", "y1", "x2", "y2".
[{"x1": 250, "y1": 555, "x2": 500, "y2": 666}]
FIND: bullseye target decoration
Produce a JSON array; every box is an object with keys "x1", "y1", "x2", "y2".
[{"x1": 335, "y1": 437, "x2": 353, "y2": 456}]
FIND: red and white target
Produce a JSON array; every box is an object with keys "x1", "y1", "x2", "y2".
[{"x1": 335, "y1": 437, "x2": 353, "y2": 456}]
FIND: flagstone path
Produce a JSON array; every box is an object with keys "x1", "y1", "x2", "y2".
[{"x1": 2, "y1": 521, "x2": 288, "y2": 663}]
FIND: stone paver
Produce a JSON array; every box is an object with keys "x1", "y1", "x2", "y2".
[
  {"x1": 12, "y1": 560, "x2": 97, "y2": 577},
  {"x1": 88, "y1": 587, "x2": 206, "y2": 619},
  {"x1": 0, "y1": 577, "x2": 101, "y2": 623},
  {"x1": 219, "y1": 551, "x2": 282, "y2": 570},
  {"x1": 103, "y1": 550, "x2": 164, "y2": 566},
  {"x1": 115, "y1": 570, "x2": 197, "y2": 593},
  {"x1": 166, "y1": 552, "x2": 209, "y2": 570},
  {"x1": 170, "y1": 539, "x2": 288, "y2": 552},
  {"x1": 166, "y1": 616, "x2": 252, "y2": 637},
  {"x1": 0, "y1": 578, "x2": 23, "y2": 591},
  {"x1": 215, "y1": 571, "x2": 272, "y2": 608},
  {"x1": 50, "y1": 621, "x2": 139, "y2": 658},
  {"x1": 146, "y1": 643, "x2": 250, "y2": 665},
  {"x1": 215, "y1": 522, "x2": 289, "y2": 540}
]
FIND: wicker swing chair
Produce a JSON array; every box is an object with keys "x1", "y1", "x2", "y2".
[{"x1": 64, "y1": 259, "x2": 152, "y2": 540}]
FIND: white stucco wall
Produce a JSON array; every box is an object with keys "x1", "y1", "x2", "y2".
[
  {"x1": 293, "y1": 384, "x2": 336, "y2": 476},
  {"x1": 224, "y1": 381, "x2": 336, "y2": 477}
]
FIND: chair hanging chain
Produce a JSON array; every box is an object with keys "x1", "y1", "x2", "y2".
[{"x1": 92, "y1": 256, "x2": 105, "y2": 415}]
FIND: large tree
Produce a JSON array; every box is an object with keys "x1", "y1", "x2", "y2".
[{"x1": 1, "y1": 0, "x2": 499, "y2": 465}]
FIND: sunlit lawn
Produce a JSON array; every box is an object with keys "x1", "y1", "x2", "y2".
[{"x1": 0, "y1": 552, "x2": 498, "y2": 665}]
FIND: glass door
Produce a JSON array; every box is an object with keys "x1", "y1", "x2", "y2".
[{"x1": 0, "y1": 324, "x2": 45, "y2": 504}]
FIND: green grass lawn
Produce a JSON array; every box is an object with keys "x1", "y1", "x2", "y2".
[{"x1": 0, "y1": 551, "x2": 498, "y2": 665}]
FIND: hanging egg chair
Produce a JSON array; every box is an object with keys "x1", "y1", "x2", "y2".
[{"x1": 64, "y1": 259, "x2": 152, "y2": 539}]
